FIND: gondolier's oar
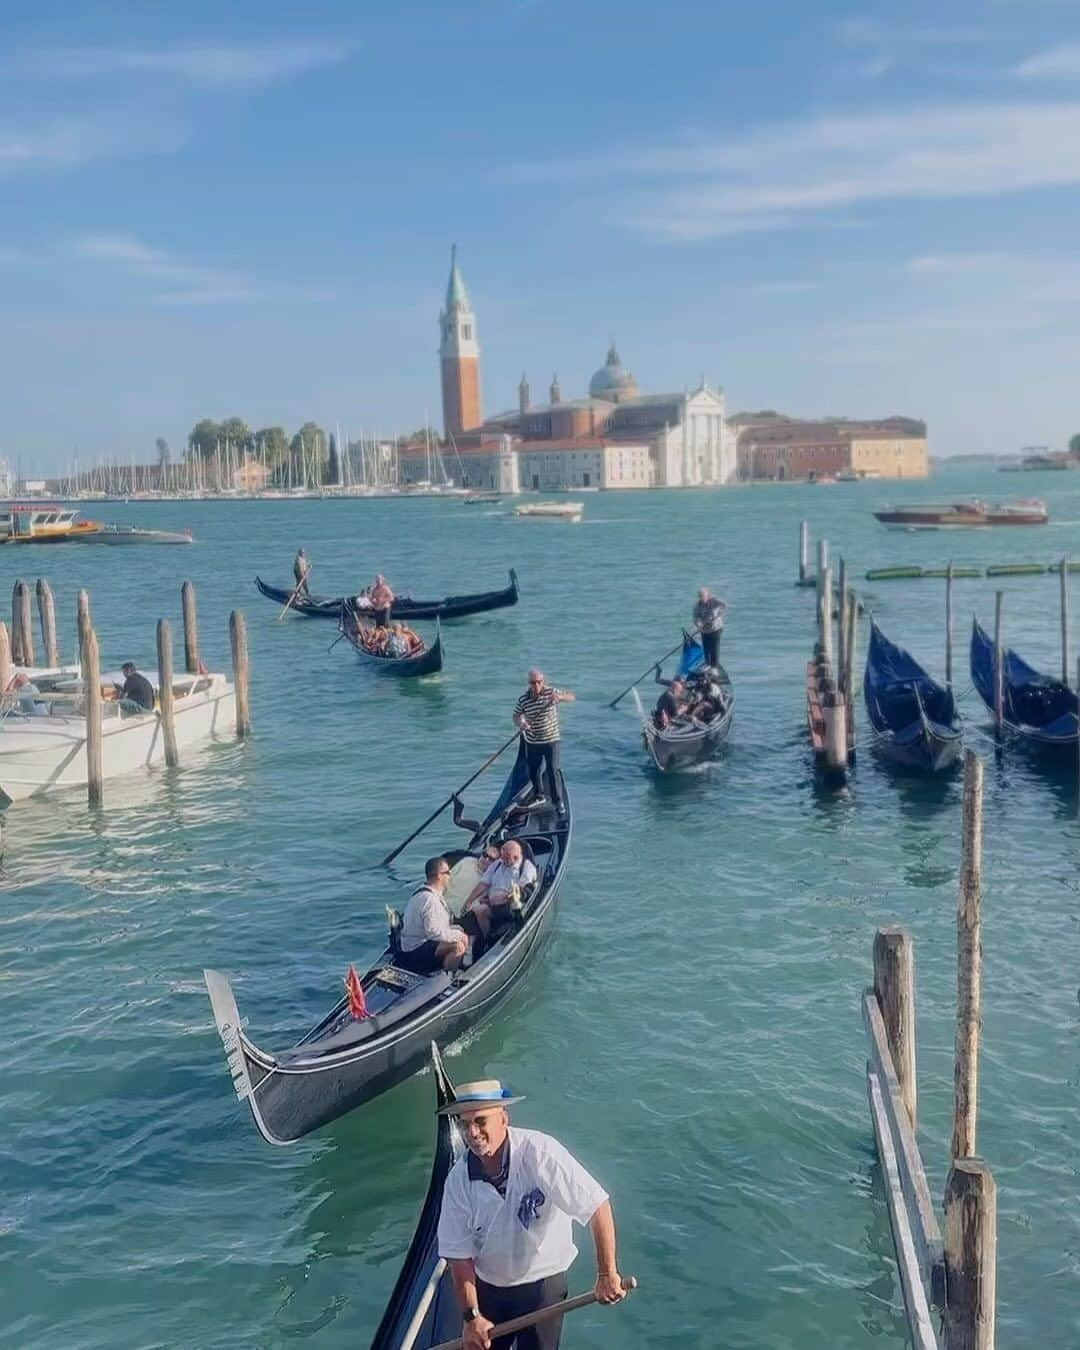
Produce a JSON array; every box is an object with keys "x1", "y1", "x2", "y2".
[
  {"x1": 609, "y1": 635, "x2": 696, "y2": 707},
  {"x1": 379, "y1": 731, "x2": 521, "y2": 866},
  {"x1": 277, "y1": 572, "x2": 310, "y2": 621},
  {"x1": 429, "y1": 1277, "x2": 637, "y2": 1350}
]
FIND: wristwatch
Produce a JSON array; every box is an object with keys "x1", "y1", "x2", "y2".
[{"x1": 463, "y1": 1307, "x2": 480, "y2": 1324}]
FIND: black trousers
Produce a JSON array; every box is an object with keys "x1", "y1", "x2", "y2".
[
  {"x1": 525, "y1": 740, "x2": 562, "y2": 807},
  {"x1": 702, "y1": 629, "x2": 721, "y2": 666},
  {"x1": 477, "y1": 1272, "x2": 569, "y2": 1350},
  {"x1": 373, "y1": 606, "x2": 391, "y2": 627}
]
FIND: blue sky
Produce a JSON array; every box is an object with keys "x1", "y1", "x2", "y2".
[{"x1": 4, "y1": 0, "x2": 1080, "y2": 470}]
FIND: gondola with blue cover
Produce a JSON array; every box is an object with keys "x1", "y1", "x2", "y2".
[
  {"x1": 637, "y1": 631, "x2": 734, "y2": 772},
  {"x1": 864, "y1": 621, "x2": 962, "y2": 772},
  {"x1": 970, "y1": 618, "x2": 1079, "y2": 748}
]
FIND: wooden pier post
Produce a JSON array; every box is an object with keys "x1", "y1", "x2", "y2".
[
  {"x1": 873, "y1": 926, "x2": 917, "y2": 1128},
  {"x1": 820, "y1": 565, "x2": 834, "y2": 667},
  {"x1": 156, "y1": 619, "x2": 179, "y2": 768},
  {"x1": 77, "y1": 589, "x2": 91, "y2": 669},
  {"x1": 799, "y1": 520, "x2": 809, "y2": 585},
  {"x1": 36, "y1": 578, "x2": 59, "y2": 669},
  {"x1": 945, "y1": 563, "x2": 954, "y2": 690},
  {"x1": 816, "y1": 538, "x2": 829, "y2": 626},
  {"x1": 12, "y1": 580, "x2": 34, "y2": 667},
  {"x1": 0, "y1": 622, "x2": 12, "y2": 694},
  {"x1": 181, "y1": 580, "x2": 199, "y2": 674},
  {"x1": 992, "y1": 591, "x2": 1004, "y2": 736},
  {"x1": 844, "y1": 587, "x2": 858, "y2": 725},
  {"x1": 84, "y1": 628, "x2": 103, "y2": 806},
  {"x1": 837, "y1": 558, "x2": 848, "y2": 691},
  {"x1": 943, "y1": 1159, "x2": 997, "y2": 1350},
  {"x1": 229, "y1": 610, "x2": 251, "y2": 739},
  {"x1": 1060, "y1": 556, "x2": 1070, "y2": 687},
  {"x1": 952, "y1": 751, "x2": 984, "y2": 1161},
  {"x1": 822, "y1": 689, "x2": 847, "y2": 773}
]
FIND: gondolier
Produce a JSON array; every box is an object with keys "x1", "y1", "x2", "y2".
[
  {"x1": 692, "y1": 587, "x2": 727, "y2": 666},
  {"x1": 514, "y1": 670, "x2": 574, "y2": 815},
  {"x1": 293, "y1": 548, "x2": 311, "y2": 596},
  {"x1": 437, "y1": 1080, "x2": 626, "y2": 1350},
  {"x1": 370, "y1": 573, "x2": 395, "y2": 627}
]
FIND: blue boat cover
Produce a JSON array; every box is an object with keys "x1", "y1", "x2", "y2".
[
  {"x1": 970, "y1": 620, "x2": 1078, "y2": 742},
  {"x1": 865, "y1": 622, "x2": 957, "y2": 735},
  {"x1": 677, "y1": 633, "x2": 705, "y2": 680}
]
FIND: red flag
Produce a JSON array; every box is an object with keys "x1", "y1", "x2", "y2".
[{"x1": 345, "y1": 965, "x2": 368, "y2": 1019}]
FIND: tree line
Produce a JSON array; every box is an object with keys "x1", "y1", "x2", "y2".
[{"x1": 188, "y1": 417, "x2": 339, "y2": 484}]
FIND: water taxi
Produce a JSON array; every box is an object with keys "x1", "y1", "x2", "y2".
[
  {"x1": 0, "y1": 503, "x2": 96, "y2": 543},
  {"x1": 873, "y1": 499, "x2": 1048, "y2": 529}
]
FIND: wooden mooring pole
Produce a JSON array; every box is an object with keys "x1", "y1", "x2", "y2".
[
  {"x1": 820, "y1": 564, "x2": 834, "y2": 667},
  {"x1": 181, "y1": 580, "x2": 200, "y2": 674},
  {"x1": 36, "y1": 578, "x2": 59, "y2": 669},
  {"x1": 12, "y1": 579, "x2": 33, "y2": 667},
  {"x1": 822, "y1": 689, "x2": 847, "y2": 773},
  {"x1": 837, "y1": 558, "x2": 848, "y2": 691},
  {"x1": 873, "y1": 926, "x2": 917, "y2": 1128},
  {"x1": 943, "y1": 1159, "x2": 997, "y2": 1350},
  {"x1": 1060, "y1": 555, "x2": 1070, "y2": 687},
  {"x1": 84, "y1": 628, "x2": 103, "y2": 806},
  {"x1": 844, "y1": 586, "x2": 857, "y2": 730},
  {"x1": 229, "y1": 610, "x2": 251, "y2": 739},
  {"x1": 156, "y1": 619, "x2": 179, "y2": 768},
  {"x1": 0, "y1": 621, "x2": 12, "y2": 693},
  {"x1": 945, "y1": 563, "x2": 954, "y2": 690},
  {"x1": 77, "y1": 589, "x2": 91, "y2": 672},
  {"x1": 952, "y1": 751, "x2": 984, "y2": 1160},
  {"x1": 799, "y1": 520, "x2": 809, "y2": 585},
  {"x1": 992, "y1": 592, "x2": 1004, "y2": 737},
  {"x1": 816, "y1": 538, "x2": 829, "y2": 626}
]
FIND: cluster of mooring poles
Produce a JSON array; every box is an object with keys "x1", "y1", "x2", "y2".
[
  {"x1": 803, "y1": 527, "x2": 857, "y2": 781},
  {"x1": 0, "y1": 577, "x2": 251, "y2": 806},
  {"x1": 863, "y1": 751, "x2": 997, "y2": 1350}
]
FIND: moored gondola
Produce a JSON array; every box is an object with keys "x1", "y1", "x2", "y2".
[
  {"x1": 635, "y1": 632, "x2": 734, "y2": 772},
  {"x1": 204, "y1": 740, "x2": 571, "y2": 1144},
  {"x1": 864, "y1": 621, "x2": 962, "y2": 773},
  {"x1": 254, "y1": 569, "x2": 519, "y2": 620},
  {"x1": 369, "y1": 1044, "x2": 462, "y2": 1349},
  {"x1": 340, "y1": 606, "x2": 444, "y2": 677},
  {"x1": 970, "y1": 618, "x2": 1079, "y2": 748}
]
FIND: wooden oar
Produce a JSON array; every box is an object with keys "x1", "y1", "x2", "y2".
[
  {"x1": 379, "y1": 732, "x2": 521, "y2": 866},
  {"x1": 609, "y1": 635, "x2": 694, "y2": 707},
  {"x1": 429, "y1": 1277, "x2": 637, "y2": 1350},
  {"x1": 276, "y1": 572, "x2": 310, "y2": 621}
]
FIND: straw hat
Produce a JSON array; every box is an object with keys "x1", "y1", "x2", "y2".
[{"x1": 437, "y1": 1079, "x2": 525, "y2": 1115}]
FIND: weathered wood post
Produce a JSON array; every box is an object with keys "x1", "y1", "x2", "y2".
[
  {"x1": 844, "y1": 588, "x2": 857, "y2": 726},
  {"x1": 156, "y1": 619, "x2": 179, "y2": 768},
  {"x1": 952, "y1": 750, "x2": 984, "y2": 1160},
  {"x1": 181, "y1": 580, "x2": 200, "y2": 674},
  {"x1": 822, "y1": 689, "x2": 847, "y2": 773},
  {"x1": 943, "y1": 1158, "x2": 997, "y2": 1350},
  {"x1": 798, "y1": 520, "x2": 809, "y2": 585},
  {"x1": 945, "y1": 562, "x2": 954, "y2": 690},
  {"x1": 84, "y1": 627, "x2": 103, "y2": 806},
  {"x1": 1060, "y1": 556, "x2": 1070, "y2": 687},
  {"x1": 36, "y1": 578, "x2": 59, "y2": 669},
  {"x1": 873, "y1": 926, "x2": 917, "y2": 1128},
  {"x1": 0, "y1": 621, "x2": 12, "y2": 694},
  {"x1": 820, "y1": 565, "x2": 834, "y2": 667},
  {"x1": 992, "y1": 591, "x2": 1004, "y2": 736},
  {"x1": 229, "y1": 610, "x2": 251, "y2": 739},
  {"x1": 77, "y1": 589, "x2": 91, "y2": 672},
  {"x1": 837, "y1": 558, "x2": 848, "y2": 692},
  {"x1": 12, "y1": 579, "x2": 34, "y2": 667}
]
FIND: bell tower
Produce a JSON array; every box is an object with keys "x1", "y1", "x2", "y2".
[{"x1": 439, "y1": 245, "x2": 482, "y2": 439}]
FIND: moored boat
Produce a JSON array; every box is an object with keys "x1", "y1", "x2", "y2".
[
  {"x1": 873, "y1": 499, "x2": 1048, "y2": 529},
  {"x1": 253, "y1": 569, "x2": 519, "y2": 621},
  {"x1": 340, "y1": 608, "x2": 444, "y2": 677},
  {"x1": 635, "y1": 633, "x2": 734, "y2": 772},
  {"x1": 864, "y1": 622, "x2": 961, "y2": 772},
  {"x1": 969, "y1": 619, "x2": 1078, "y2": 748},
  {"x1": 0, "y1": 503, "x2": 98, "y2": 543},
  {"x1": 65, "y1": 524, "x2": 194, "y2": 544},
  {"x1": 204, "y1": 739, "x2": 572, "y2": 1143}
]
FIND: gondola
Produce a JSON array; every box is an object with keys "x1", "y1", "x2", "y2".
[
  {"x1": 636, "y1": 632, "x2": 734, "y2": 772},
  {"x1": 864, "y1": 621, "x2": 962, "y2": 772},
  {"x1": 370, "y1": 1043, "x2": 462, "y2": 1349},
  {"x1": 204, "y1": 739, "x2": 571, "y2": 1144},
  {"x1": 253, "y1": 569, "x2": 519, "y2": 621},
  {"x1": 340, "y1": 606, "x2": 444, "y2": 677},
  {"x1": 970, "y1": 618, "x2": 1079, "y2": 748}
]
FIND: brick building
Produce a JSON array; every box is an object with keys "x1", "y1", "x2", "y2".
[{"x1": 733, "y1": 414, "x2": 928, "y2": 481}]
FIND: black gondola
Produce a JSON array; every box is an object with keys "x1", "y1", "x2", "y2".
[
  {"x1": 340, "y1": 607, "x2": 444, "y2": 677},
  {"x1": 864, "y1": 621, "x2": 962, "y2": 772},
  {"x1": 370, "y1": 1043, "x2": 462, "y2": 1349},
  {"x1": 636, "y1": 632, "x2": 734, "y2": 772},
  {"x1": 970, "y1": 618, "x2": 1078, "y2": 748},
  {"x1": 204, "y1": 740, "x2": 571, "y2": 1144},
  {"x1": 254, "y1": 569, "x2": 519, "y2": 621}
]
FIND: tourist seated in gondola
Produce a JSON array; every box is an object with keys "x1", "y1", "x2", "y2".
[
  {"x1": 386, "y1": 624, "x2": 411, "y2": 658},
  {"x1": 364, "y1": 625, "x2": 391, "y2": 655},
  {"x1": 399, "y1": 856, "x2": 483, "y2": 975},
  {"x1": 653, "y1": 677, "x2": 687, "y2": 729},
  {"x1": 463, "y1": 839, "x2": 538, "y2": 939}
]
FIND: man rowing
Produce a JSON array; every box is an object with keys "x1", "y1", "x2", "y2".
[
  {"x1": 692, "y1": 587, "x2": 727, "y2": 667},
  {"x1": 370, "y1": 574, "x2": 395, "y2": 627},
  {"x1": 293, "y1": 548, "x2": 311, "y2": 597},
  {"x1": 437, "y1": 1079, "x2": 626, "y2": 1350},
  {"x1": 513, "y1": 669, "x2": 574, "y2": 816}
]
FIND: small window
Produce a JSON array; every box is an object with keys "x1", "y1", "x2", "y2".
[{"x1": 463, "y1": 324, "x2": 472, "y2": 340}]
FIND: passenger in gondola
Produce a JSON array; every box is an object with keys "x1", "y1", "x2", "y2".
[
  {"x1": 464, "y1": 839, "x2": 538, "y2": 939},
  {"x1": 399, "y1": 856, "x2": 483, "y2": 976},
  {"x1": 370, "y1": 574, "x2": 395, "y2": 627},
  {"x1": 293, "y1": 547, "x2": 311, "y2": 596},
  {"x1": 653, "y1": 677, "x2": 687, "y2": 729},
  {"x1": 386, "y1": 623, "x2": 410, "y2": 658},
  {"x1": 400, "y1": 623, "x2": 424, "y2": 654}
]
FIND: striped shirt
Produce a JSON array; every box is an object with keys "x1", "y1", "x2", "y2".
[{"x1": 515, "y1": 687, "x2": 562, "y2": 743}]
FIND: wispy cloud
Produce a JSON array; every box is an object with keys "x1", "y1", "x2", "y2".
[
  {"x1": 512, "y1": 101, "x2": 1080, "y2": 239},
  {"x1": 835, "y1": 17, "x2": 992, "y2": 48},
  {"x1": 15, "y1": 38, "x2": 353, "y2": 87},
  {"x1": 1015, "y1": 43, "x2": 1080, "y2": 78},
  {"x1": 0, "y1": 120, "x2": 180, "y2": 175},
  {"x1": 68, "y1": 233, "x2": 284, "y2": 306}
]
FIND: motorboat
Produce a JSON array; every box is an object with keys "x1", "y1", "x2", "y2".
[
  {"x1": 65, "y1": 524, "x2": 194, "y2": 544},
  {"x1": 513, "y1": 501, "x2": 584, "y2": 521},
  {"x1": 873, "y1": 499, "x2": 1048, "y2": 529}
]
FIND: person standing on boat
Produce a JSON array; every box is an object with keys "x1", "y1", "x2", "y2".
[
  {"x1": 437, "y1": 1080, "x2": 626, "y2": 1350},
  {"x1": 293, "y1": 548, "x2": 311, "y2": 596},
  {"x1": 692, "y1": 587, "x2": 727, "y2": 666},
  {"x1": 370, "y1": 573, "x2": 394, "y2": 627},
  {"x1": 514, "y1": 670, "x2": 574, "y2": 815}
]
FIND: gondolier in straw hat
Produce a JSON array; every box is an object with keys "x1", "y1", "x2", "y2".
[{"x1": 437, "y1": 1080, "x2": 626, "y2": 1350}]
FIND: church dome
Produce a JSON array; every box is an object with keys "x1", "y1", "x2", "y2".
[{"x1": 589, "y1": 343, "x2": 638, "y2": 401}]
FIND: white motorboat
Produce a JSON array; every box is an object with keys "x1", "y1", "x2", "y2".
[
  {"x1": 513, "y1": 501, "x2": 584, "y2": 521},
  {"x1": 0, "y1": 669, "x2": 236, "y2": 802}
]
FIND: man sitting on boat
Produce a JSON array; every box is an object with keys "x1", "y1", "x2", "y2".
[
  {"x1": 399, "y1": 855, "x2": 483, "y2": 976},
  {"x1": 6, "y1": 673, "x2": 48, "y2": 716},
  {"x1": 362, "y1": 625, "x2": 391, "y2": 655},
  {"x1": 114, "y1": 662, "x2": 156, "y2": 713},
  {"x1": 370, "y1": 574, "x2": 395, "y2": 627},
  {"x1": 437, "y1": 1079, "x2": 626, "y2": 1350},
  {"x1": 686, "y1": 667, "x2": 727, "y2": 724},
  {"x1": 386, "y1": 624, "x2": 411, "y2": 658},
  {"x1": 653, "y1": 677, "x2": 687, "y2": 729},
  {"x1": 464, "y1": 839, "x2": 538, "y2": 940}
]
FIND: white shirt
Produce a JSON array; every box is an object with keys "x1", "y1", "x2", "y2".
[
  {"x1": 437, "y1": 1127, "x2": 608, "y2": 1287},
  {"x1": 482, "y1": 858, "x2": 538, "y2": 904},
  {"x1": 401, "y1": 885, "x2": 461, "y2": 953}
]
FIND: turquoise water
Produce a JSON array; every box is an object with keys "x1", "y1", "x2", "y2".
[{"x1": 2, "y1": 467, "x2": 1078, "y2": 1348}]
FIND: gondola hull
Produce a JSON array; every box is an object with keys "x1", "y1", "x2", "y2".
[
  {"x1": 205, "y1": 745, "x2": 571, "y2": 1144},
  {"x1": 867, "y1": 720, "x2": 962, "y2": 773},
  {"x1": 254, "y1": 569, "x2": 519, "y2": 620},
  {"x1": 865, "y1": 622, "x2": 962, "y2": 773},
  {"x1": 970, "y1": 618, "x2": 1079, "y2": 748},
  {"x1": 343, "y1": 619, "x2": 445, "y2": 677}
]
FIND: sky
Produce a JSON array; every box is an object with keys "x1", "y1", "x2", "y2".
[{"x1": 3, "y1": 0, "x2": 1080, "y2": 471}]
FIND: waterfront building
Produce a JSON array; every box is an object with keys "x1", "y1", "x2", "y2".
[
  {"x1": 733, "y1": 413, "x2": 928, "y2": 481},
  {"x1": 232, "y1": 456, "x2": 271, "y2": 492}
]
